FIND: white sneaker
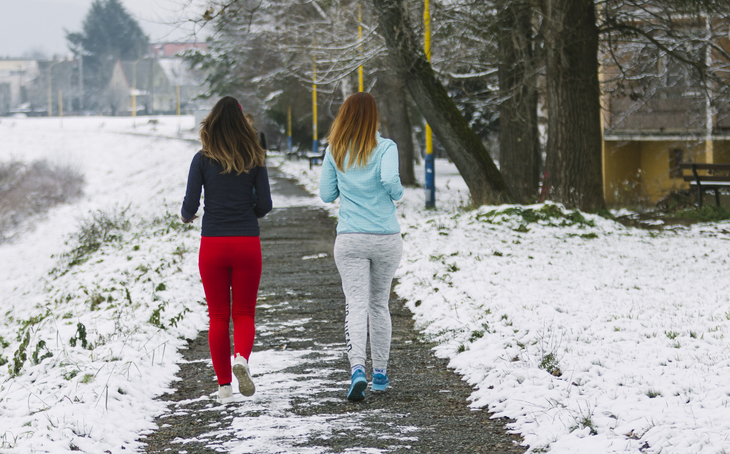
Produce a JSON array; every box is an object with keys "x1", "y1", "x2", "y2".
[
  {"x1": 219, "y1": 384, "x2": 234, "y2": 403},
  {"x1": 232, "y1": 354, "x2": 255, "y2": 397}
]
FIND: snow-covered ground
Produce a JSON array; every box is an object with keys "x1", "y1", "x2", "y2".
[
  {"x1": 0, "y1": 116, "x2": 418, "y2": 454},
  {"x1": 279, "y1": 156, "x2": 730, "y2": 454},
  {"x1": 2, "y1": 116, "x2": 730, "y2": 453},
  {"x1": 0, "y1": 116, "x2": 206, "y2": 452}
]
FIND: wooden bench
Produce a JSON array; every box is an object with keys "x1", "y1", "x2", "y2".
[
  {"x1": 305, "y1": 148, "x2": 326, "y2": 169},
  {"x1": 679, "y1": 163, "x2": 730, "y2": 207}
]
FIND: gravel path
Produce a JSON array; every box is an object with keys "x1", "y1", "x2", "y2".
[{"x1": 141, "y1": 167, "x2": 525, "y2": 453}]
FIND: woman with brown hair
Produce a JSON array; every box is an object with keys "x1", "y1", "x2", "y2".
[
  {"x1": 319, "y1": 92, "x2": 404, "y2": 401},
  {"x1": 181, "y1": 96, "x2": 272, "y2": 403}
]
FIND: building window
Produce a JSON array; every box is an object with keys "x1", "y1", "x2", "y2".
[{"x1": 669, "y1": 148, "x2": 684, "y2": 179}]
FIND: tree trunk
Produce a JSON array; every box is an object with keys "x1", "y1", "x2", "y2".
[
  {"x1": 371, "y1": 0, "x2": 512, "y2": 206},
  {"x1": 377, "y1": 71, "x2": 417, "y2": 186},
  {"x1": 497, "y1": 0, "x2": 540, "y2": 204},
  {"x1": 544, "y1": 0, "x2": 605, "y2": 211}
]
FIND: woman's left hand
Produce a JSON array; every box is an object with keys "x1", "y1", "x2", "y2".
[{"x1": 182, "y1": 215, "x2": 198, "y2": 224}]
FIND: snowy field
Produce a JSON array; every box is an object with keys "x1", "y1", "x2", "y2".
[
  {"x1": 1, "y1": 116, "x2": 730, "y2": 453},
  {"x1": 0, "y1": 116, "x2": 207, "y2": 452},
  {"x1": 1, "y1": 116, "x2": 409, "y2": 454},
  {"x1": 279, "y1": 155, "x2": 730, "y2": 453}
]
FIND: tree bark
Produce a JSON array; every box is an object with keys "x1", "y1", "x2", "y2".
[
  {"x1": 543, "y1": 0, "x2": 605, "y2": 210},
  {"x1": 371, "y1": 0, "x2": 512, "y2": 206},
  {"x1": 377, "y1": 71, "x2": 417, "y2": 186},
  {"x1": 497, "y1": 0, "x2": 540, "y2": 204}
]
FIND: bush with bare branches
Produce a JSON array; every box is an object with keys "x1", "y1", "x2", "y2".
[{"x1": 0, "y1": 160, "x2": 84, "y2": 243}]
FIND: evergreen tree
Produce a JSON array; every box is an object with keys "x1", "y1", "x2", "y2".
[{"x1": 66, "y1": 0, "x2": 149, "y2": 110}]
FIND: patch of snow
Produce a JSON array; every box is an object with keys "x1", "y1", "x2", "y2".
[{"x1": 277, "y1": 155, "x2": 730, "y2": 454}]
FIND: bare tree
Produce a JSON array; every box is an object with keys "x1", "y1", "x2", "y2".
[
  {"x1": 376, "y1": 70, "x2": 417, "y2": 185},
  {"x1": 187, "y1": 0, "x2": 417, "y2": 184},
  {"x1": 497, "y1": 0, "x2": 541, "y2": 203},
  {"x1": 372, "y1": 0, "x2": 513, "y2": 206},
  {"x1": 542, "y1": 0, "x2": 605, "y2": 211}
]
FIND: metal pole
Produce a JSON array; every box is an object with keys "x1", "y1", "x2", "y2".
[
  {"x1": 424, "y1": 0, "x2": 435, "y2": 208},
  {"x1": 79, "y1": 55, "x2": 83, "y2": 110},
  {"x1": 46, "y1": 60, "x2": 61, "y2": 117},
  {"x1": 58, "y1": 89, "x2": 63, "y2": 119},
  {"x1": 313, "y1": 54, "x2": 318, "y2": 156},
  {"x1": 358, "y1": 3, "x2": 364, "y2": 92},
  {"x1": 132, "y1": 60, "x2": 138, "y2": 126},
  {"x1": 177, "y1": 85, "x2": 181, "y2": 132},
  {"x1": 288, "y1": 105, "x2": 293, "y2": 154},
  {"x1": 47, "y1": 65, "x2": 53, "y2": 117}
]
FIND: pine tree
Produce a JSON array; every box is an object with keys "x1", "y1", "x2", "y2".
[{"x1": 66, "y1": 0, "x2": 149, "y2": 110}]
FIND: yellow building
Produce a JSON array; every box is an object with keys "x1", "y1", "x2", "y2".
[
  {"x1": 602, "y1": 70, "x2": 730, "y2": 206},
  {"x1": 603, "y1": 135, "x2": 730, "y2": 205},
  {"x1": 599, "y1": 13, "x2": 730, "y2": 206}
]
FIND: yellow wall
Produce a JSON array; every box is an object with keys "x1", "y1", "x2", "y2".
[
  {"x1": 603, "y1": 139, "x2": 712, "y2": 205},
  {"x1": 604, "y1": 141, "x2": 641, "y2": 204},
  {"x1": 714, "y1": 141, "x2": 730, "y2": 164}
]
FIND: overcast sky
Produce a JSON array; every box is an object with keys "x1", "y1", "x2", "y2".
[{"x1": 0, "y1": 0, "x2": 209, "y2": 59}]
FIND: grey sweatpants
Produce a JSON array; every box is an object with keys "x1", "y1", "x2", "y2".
[{"x1": 334, "y1": 233, "x2": 403, "y2": 370}]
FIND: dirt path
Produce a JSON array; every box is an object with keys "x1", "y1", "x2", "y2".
[{"x1": 141, "y1": 167, "x2": 525, "y2": 453}]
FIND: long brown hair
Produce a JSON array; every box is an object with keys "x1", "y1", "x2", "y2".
[
  {"x1": 326, "y1": 92, "x2": 379, "y2": 171},
  {"x1": 199, "y1": 96, "x2": 265, "y2": 174}
]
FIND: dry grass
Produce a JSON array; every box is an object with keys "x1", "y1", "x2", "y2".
[{"x1": 0, "y1": 160, "x2": 84, "y2": 242}]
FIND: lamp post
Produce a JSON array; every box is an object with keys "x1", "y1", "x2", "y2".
[
  {"x1": 312, "y1": 51, "x2": 318, "y2": 156},
  {"x1": 287, "y1": 105, "x2": 292, "y2": 154},
  {"x1": 47, "y1": 60, "x2": 61, "y2": 117},
  {"x1": 58, "y1": 89, "x2": 63, "y2": 126},
  {"x1": 177, "y1": 84, "x2": 181, "y2": 132},
  {"x1": 131, "y1": 59, "x2": 140, "y2": 127},
  {"x1": 358, "y1": 2, "x2": 364, "y2": 92},
  {"x1": 424, "y1": 0, "x2": 435, "y2": 208}
]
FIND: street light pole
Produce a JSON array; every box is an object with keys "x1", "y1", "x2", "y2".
[
  {"x1": 177, "y1": 84, "x2": 181, "y2": 132},
  {"x1": 78, "y1": 55, "x2": 84, "y2": 111},
  {"x1": 131, "y1": 59, "x2": 140, "y2": 127},
  {"x1": 358, "y1": 2, "x2": 364, "y2": 92},
  {"x1": 288, "y1": 105, "x2": 292, "y2": 154},
  {"x1": 312, "y1": 49, "x2": 318, "y2": 156},
  {"x1": 424, "y1": 0, "x2": 435, "y2": 208},
  {"x1": 47, "y1": 60, "x2": 60, "y2": 117}
]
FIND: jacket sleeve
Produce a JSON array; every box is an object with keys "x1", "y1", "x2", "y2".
[
  {"x1": 319, "y1": 149, "x2": 340, "y2": 203},
  {"x1": 253, "y1": 166, "x2": 273, "y2": 218},
  {"x1": 181, "y1": 153, "x2": 203, "y2": 221},
  {"x1": 380, "y1": 141, "x2": 404, "y2": 201}
]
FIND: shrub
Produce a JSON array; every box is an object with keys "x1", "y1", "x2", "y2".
[
  {"x1": 0, "y1": 160, "x2": 84, "y2": 242},
  {"x1": 478, "y1": 204, "x2": 596, "y2": 228},
  {"x1": 539, "y1": 352, "x2": 562, "y2": 377},
  {"x1": 668, "y1": 205, "x2": 730, "y2": 222},
  {"x1": 52, "y1": 207, "x2": 131, "y2": 275}
]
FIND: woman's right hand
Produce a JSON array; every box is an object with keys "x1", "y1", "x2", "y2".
[{"x1": 182, "y1": 215, "x2": 199, "y2": 224}]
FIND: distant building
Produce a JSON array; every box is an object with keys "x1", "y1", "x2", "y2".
[
  {"x1": 0, "y1": 59, "x2": 82, "y2": 116},
  {"x1": 0, "y1": 60, "x2": 40, "y2": 115},
  {"x1": 34, "y1": 59, "x2": 83, "y2": 115},
  {"x1": 107, "y1": 57, "x2": 207, "y2": 115},
  {"x1": 601, "y1": 16, "x2": 730, "y2": 205}
]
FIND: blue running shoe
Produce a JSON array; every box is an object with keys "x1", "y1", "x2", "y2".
[
  {"x1": 347, "y1": 369, "x2": 367, "y2": 401},
  {"x1": 371, "y1": 373, "x2": 389, "y2": 391}
]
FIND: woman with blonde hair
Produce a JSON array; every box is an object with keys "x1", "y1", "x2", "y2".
[
  {"x1": 181, "y1": 96, "x2": 272, "y2": 403},
  {"x1": 319, "y1": 92, "x2": 404, "y2": 401}
]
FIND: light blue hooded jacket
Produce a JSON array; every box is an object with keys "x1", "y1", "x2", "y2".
[{"x1": 319, "y1": 133, "x2": 404, "y2": 234}]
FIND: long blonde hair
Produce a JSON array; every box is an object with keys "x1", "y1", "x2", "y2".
[
  {"x1": 199, "y1": 96, "x2": 265, "y2": 174},
  {"x1": 326, "y1": 92, "x2": 379, "y2": 171}
]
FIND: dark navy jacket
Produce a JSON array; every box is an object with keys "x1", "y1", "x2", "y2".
[{"x1": 181, "y1": 152, "x2": 272, "y2": 237}]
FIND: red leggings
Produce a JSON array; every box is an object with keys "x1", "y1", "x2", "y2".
[{"x1": 198, "y1": 236, "x2": 262, "y2": 385}]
